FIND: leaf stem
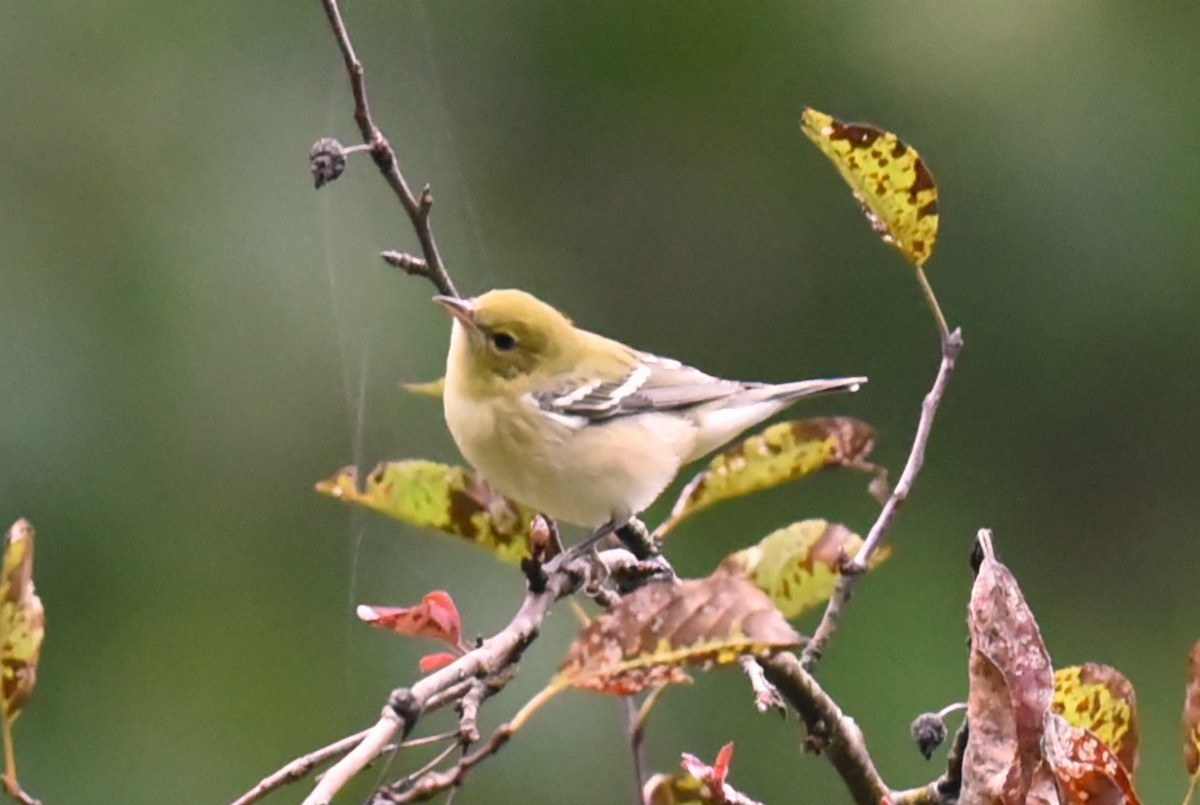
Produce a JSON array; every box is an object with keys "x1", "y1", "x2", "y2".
[{"x1": 915, "y1": 267, "x2": 950, "y2": 344}]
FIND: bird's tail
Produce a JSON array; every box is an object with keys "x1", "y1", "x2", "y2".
[
  {"x1": 686, "y1": 376, "x2": 867, "y2": 462},
  {"x1": 762, "y1": 376, "x2": 868, "y2": 402}
]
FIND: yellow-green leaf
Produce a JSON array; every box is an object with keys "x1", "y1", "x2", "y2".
[
  {"x1": 1052, "y1": 663, "x2": 1139, "y2": 775},
  {"x1": 1, "y1": 520, "x2": 43, "y2": 723},
  {"x1": 801, "y1": 107, "x2": 939, "y2": 268},
  {"x1": 556, "y1": 575, "x2": 801, "y2": 696},
  {"x1": 656, "y1": 417, "x2": 876, "y2": 538},
  {"x1": 717, "y1": 519, "x2": 889, "y2": 618},
  {"x1": 402, "y1": 377, "x2": 444, "y2": 398},
  {"x1": 2, "y1": 519, "x2": 44, "y2": 805},
  {"x1": 316, "y1": 461, "x2": 537, "y2": 564}
]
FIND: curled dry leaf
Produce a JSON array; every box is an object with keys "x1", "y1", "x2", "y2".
[
  {"x1": 1042, "y1": 712, "x2": 1141, "y2": 805},
  {"x1": 801, "y1": 107, "x2": 939, "y2": 269},
  {"x1": 961, "y1": 530, "x2": 1053, "y2": 805},
  {"x1": 717, "y1": 519, "x2": 890, "y2": 618},
  {"x1": 556, "y1": 576, "x2": 802, "y2": 696},
  {"x1": 1052, "y1": 664, "x2": 1139, "y2": 774},
  {"x1": 316, "y1": 461, "x2": 538, "y2": 564},
  {"x1": 656, "y1": 418, "x2": 876, "y2": 538}
]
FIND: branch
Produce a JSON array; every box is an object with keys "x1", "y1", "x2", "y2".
[
  {"x1": 761, "y1": 652, "x2": 890, "y2": 805},
  {"x1": 290, "y1": 554, "x2": 585, "y2": 805},
  {"x1": 231, "y1": 729, "x2": 371, "y2": 805},
  {"x1": 802, "y1": 327, "x2": 963, "y2": 667},
  {"x1": 317, "y1": 0, "x2": 459, "y2": 298}
]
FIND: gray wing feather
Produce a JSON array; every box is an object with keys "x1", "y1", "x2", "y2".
[{"x1": 531, "y1": 352, "x2": 742, "y2": 423}]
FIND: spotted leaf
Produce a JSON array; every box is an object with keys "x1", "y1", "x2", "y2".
[
  {"x1": 316, "y1": 461, "x2": 537, "y2": 564},
  {"x1": 801, "y1": 107, "x2": 939, "y2": 268},
  {"x1": 656, "y1": 418, "x2": 877, "y2": 538}
]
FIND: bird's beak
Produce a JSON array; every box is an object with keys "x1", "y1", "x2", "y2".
[{"x1": 433, "y1": 295, "x2": 476, "y2": 328}]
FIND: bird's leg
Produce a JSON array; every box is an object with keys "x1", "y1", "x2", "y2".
[{"x1": 614, "y1": 518, "x2": 659, "y2": 560}]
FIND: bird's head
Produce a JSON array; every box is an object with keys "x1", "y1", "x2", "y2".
[{"x1": 435, "y1": 289, "x2": 578, "y2": 393}]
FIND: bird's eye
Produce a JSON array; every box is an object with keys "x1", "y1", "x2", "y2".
[{"x1": 491, "y1": 332, "x2": 517, "y2": 351}]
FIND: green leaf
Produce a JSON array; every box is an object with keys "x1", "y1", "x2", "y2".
[
  {"x1": 316, "y1": 461, "x2": 537, "y2": 564},
  {"x1": 656, "y1": 417, "x2": 877, "y2": 538},
  {"x1": 717, "y1": 519, "x2": 889, "y2": 618}
]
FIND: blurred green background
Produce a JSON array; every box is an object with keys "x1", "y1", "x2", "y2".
[{"x1": 3, "y1": 2, "x2": 1199, "y2": 802}]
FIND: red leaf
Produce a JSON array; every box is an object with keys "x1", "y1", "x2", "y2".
[
  {"x1": 357, "y1": 590, "x2": 463, "y2": 649},
  {"x1": 418, "y1": 652, "x2": 457, "y2": 672}
]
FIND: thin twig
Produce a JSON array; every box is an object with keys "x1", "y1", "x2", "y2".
[
  {"x1": 231, "y1": 729, "x2": 373, "y2": 805},
  {"x1": 802, "y1": 327, "x2": 963, "y2": 668},
  {"x1": 318, "y1": 0, "x2": 459, "y2": 298},
  {"x1": 374, "y1": 724, "x2": 515, "y2": 803},
  {"x1": 738, "y1": 655, "x2": 786, "y2": 714},
  {"x1": 621, "y1": 697, "x2": 648, "y2": 804},
  {"x1": 293, "y1": 554, "x2": 585, "y2": 805}
]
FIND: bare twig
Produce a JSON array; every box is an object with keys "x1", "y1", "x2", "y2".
[
  {"x1": 373, "y1": 723, "x2": 515, "y2": 803},
  {"x1": 621, "y1": 697, "x2": 649, "y2": 804},
  {"x1": 802, "y1": 327, "x2": 963, "y2": 667},
  {"x1": 738, "y1": 655, "x2": 786, "y2": 714},
  {"x1": 291, "y1": 554, "x2": 585, "y2": 805},
  {"x1": 318, "y1": 0, "x2": 459, "y2": 298},
  {"x1": 232, "y1": 729, "x2": 371, "y2": 805}
]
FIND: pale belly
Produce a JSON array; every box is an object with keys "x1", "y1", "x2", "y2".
[{"x1": 445, "y1": 394, "x2": 695, "y2": 527}]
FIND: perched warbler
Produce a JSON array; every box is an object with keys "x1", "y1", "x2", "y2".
[{"x1": 436, "y1": 289, "x2": 865, "y2": 541}]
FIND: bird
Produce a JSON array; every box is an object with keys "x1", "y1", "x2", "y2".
[{"x1": 435, "y1": 289, "x2": 865, "y2": 546}]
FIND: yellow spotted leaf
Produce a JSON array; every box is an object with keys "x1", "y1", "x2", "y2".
[
  {"x1": 2, "y1": 519, "x2": 45, "y2": 805},
  {"x1": 656, "y1": 417, "x2": 877, "y2": 538},
  {"x1": 717, "y1": 520, "x2": 890, "y2": 619},
  {"x1": 1052, "y1": 664, "x2": 1139, "y2": 775},
  {"x1": 316, "y1": 461, "x2": 537, "y2": 564},
  {"x1": 556, "y1": 576, "x2": 801, "y2": 696},
  {"x1": 801, "y1": 107, "x2": 939, "y2": 268},
  {"x1": 402, "y1": 377, "x2": 445, "y2": 398}
]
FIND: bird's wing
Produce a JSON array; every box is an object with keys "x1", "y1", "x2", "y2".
[{"x1": 530, "y1": 352, "x2": 743, "y2": 424}]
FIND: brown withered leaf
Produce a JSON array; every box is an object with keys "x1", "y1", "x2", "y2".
[
  {"x1": 2, "y1": 519, "x2": 45, "y2": 805},
  {"x1": 1184, "y1": 641, "x2": 1200, "y2": 799},
  {"x1": 960, "y1": 530, "x2": 1053, "y2": 805},
  {"x1": 1052, "y1": 664, "x2": 1139, "y2": 775},
  {"x1": 316, "y1": 461, "x2": 537, "y2": 564},
  {"x1": 801, "y1": 107, "x2": 939, "y2": 269},
  {"x1": 656, "y1": 418, "x2": 877, "y2": 538},
  {"x1": 556, "y1": 576, "x2": 802, "y2": 696},
  {"x1": 717, "y1": 519, "x2": 890, "y2": 618},
  {"x1": 1042, "y1": 712, "x2": 1141, "y2": 804}
]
